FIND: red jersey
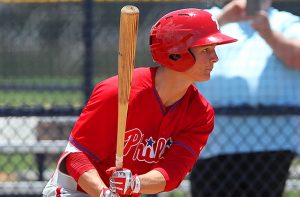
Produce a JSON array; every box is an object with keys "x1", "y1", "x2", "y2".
[{"x1": 69, "y1": 67, "x2": 214, "y2": 191}]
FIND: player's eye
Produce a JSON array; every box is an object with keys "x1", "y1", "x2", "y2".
[{"x1": 203, "y1": 48, "x2": 209, "y2": 53}]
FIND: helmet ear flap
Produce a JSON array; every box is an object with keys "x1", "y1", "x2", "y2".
[
  {"x1": 151, "y1": 50, "x2": 195, "y2": 72},
  {"x1": 169, "y1": 54, "x2": 181, "y2": 61},
  {"x1": 166, "y1": 51, "x2": 195, "y2": 72}
]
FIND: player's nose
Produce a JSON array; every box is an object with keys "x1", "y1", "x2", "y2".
[{"x1": 211, "y1": 50, "x2": 219, "y2": 63}]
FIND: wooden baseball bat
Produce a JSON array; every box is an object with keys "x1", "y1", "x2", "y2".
[{"x1": 116, "y1": 5, "x2": 139, "y2": 169}]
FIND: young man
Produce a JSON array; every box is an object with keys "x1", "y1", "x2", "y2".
[{"x1": 43, "y1": 8, "x2": 237, "y2": 197}]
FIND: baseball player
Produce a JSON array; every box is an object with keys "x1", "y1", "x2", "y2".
[{"x1": 42, "y1": 8, "x2": 237, "y2": 197}]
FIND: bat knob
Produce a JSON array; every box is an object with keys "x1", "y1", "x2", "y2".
[{"x1": 121, "y1": 5, "x2": 139, "y2": 15}]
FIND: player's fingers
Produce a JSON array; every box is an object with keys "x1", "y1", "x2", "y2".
[
  {"x1": 106, "y1": 166, "x2": 117, "y2": 176},
  {"x1": 111, "y1": 178, "x2": 125, "y2": 185},
  {"x1": 110, "y1": 178, "x2": 125, "y2": 187}
]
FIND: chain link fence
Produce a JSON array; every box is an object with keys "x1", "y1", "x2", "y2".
[{"x1": 0, "y1": 0, "x2": 300, "y2": 196}]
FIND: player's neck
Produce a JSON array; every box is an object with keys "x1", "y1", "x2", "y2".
[{"x1": 155, "y1": 66, "x2": 191, "y2": 106}]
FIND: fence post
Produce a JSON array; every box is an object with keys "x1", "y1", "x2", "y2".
[{"x1": 82, "y1": 0, "x2": 94, "y2": 104}]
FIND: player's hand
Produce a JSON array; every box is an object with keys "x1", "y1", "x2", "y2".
[
  {"x1": 106, "y1": 167, "x2": 141, "y2": 196},
  {"x1": 99, "y1": 187, "x2": 119, "y2": 197}
]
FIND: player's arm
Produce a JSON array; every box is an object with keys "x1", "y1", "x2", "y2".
[
  {"x1": 137, "y1": 169, "x2": 166, "y2": 193},
  {"x1": 152, "y1": 101, "x2": 214, "y2": 192},
  {"x1": 251, "y1": 11, "x2": 300, "y2": 69},
  {"x1": 78, "y1": 169, "x2": 107, "y2": 197},
  {"x1": 66, "y1": 152, "x2": 114, "y2": 197}
]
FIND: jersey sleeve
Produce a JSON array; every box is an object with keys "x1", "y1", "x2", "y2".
[
  {"x1": 70, "y1": 76, "x2": 118, "y2": 163},
  {"x1": 154, "y1": 99, "x2": 214, "y2": 191}
]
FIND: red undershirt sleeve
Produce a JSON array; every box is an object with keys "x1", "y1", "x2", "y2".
[{"x1": 66, "y1": 152, "x2": 96, "y2": 182}]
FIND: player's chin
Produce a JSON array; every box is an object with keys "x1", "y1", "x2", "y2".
[{"x1": 196, "y1": 75, "x2": 210, "y2": 82}]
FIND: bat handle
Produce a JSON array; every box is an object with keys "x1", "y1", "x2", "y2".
[{"x1": 116, "y1": 155, "x2": 123, "y2": 169}]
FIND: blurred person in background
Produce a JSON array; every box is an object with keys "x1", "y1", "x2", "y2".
[{"x1": 190, "y1": 0, "x2": 300, "y2": 196}]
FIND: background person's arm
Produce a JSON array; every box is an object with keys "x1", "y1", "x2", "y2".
[
  {"x1": 216, "y1": 0, "x2": 251, "y2": 26},
  {"x1": 251, "y1": 11, "x2": 300, "y2": 69}
]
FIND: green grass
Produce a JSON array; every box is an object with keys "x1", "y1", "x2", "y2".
[
  {"x1": 0, "y1": 76, "x2": 107, "y2": 108},
  {"x1": 0, "y1": 76, "x2": 82, "y2": 85},
  {"x1": 292, "y1": 157, "x2": 300, "y2": 166},
  {"x1": 283, "y1": 191, "x2": 300, "y2": 197},
  {"x1": 0, "y1": 90, "x2": 84, "y2": 108},
  {"x1": 0, "y1": 75, "x2": 106, "y2": 85}
]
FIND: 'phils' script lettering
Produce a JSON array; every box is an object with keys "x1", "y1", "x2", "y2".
[{"x1": 123, "y1": 128, "x2": 172, "y2": 163}]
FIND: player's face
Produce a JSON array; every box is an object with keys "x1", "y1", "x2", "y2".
[{"x1": 184, "y1": 45, "x2": 218, "y2": 82}]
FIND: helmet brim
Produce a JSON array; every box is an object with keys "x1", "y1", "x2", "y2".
[{"x1": 193, "y1": 32, "x2": 238, "y2": 47}]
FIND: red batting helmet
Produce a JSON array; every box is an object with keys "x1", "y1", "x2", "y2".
[{"x1": 149, "y1": 8, "x2": 237, "y2": 72}]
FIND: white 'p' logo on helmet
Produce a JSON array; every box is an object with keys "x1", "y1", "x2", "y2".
[{"x1": 211, "y1": 15, "x2": 220, "y2": 30}]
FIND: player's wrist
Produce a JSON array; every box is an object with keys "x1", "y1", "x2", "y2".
[
  {"x1": 100, "y1": 187, "x2": 120, "y2": 197},
  {"x1": 99, "y1": 187, "x2": 109, "y2": 197},
  {"x1": 132, "y1": 174, "x2": 141, "y2": 194}
]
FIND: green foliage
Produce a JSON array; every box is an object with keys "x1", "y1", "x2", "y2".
[{"x1": 0, "y1": 154, "x2": 36, "y2": 173}]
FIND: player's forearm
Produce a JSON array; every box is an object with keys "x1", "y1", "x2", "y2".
[
  {"x1": 138, "y1": 169, "x2": 166, "y2": 194},
  {"x1": 78, "y1": 169, "x2": 107, "y2": 197},
  {"x1": 262, "y1": 31, "x2": 300, "y2": 69}
]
